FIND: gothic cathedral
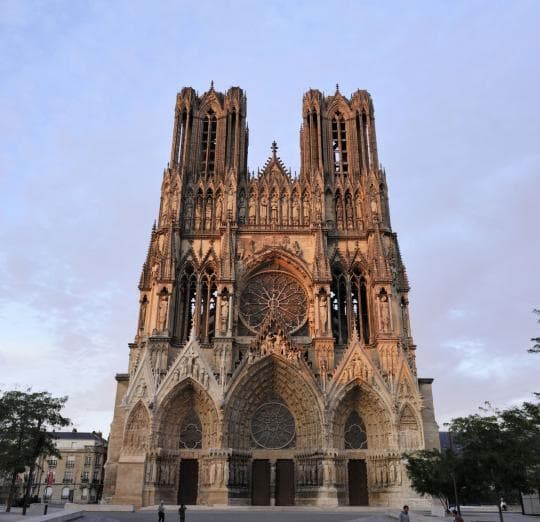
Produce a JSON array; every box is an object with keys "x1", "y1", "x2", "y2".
[{"x1": 103, "y1": 84, "x2": 439, "y2": 508}]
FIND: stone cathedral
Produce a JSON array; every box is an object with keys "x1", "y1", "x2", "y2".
[{"x1": 103, "y1": 84, "x2": 439, "y2": 508}]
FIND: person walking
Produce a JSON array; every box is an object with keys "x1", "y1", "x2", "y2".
[
  {"x1": 158, "y1": 500, "x2": 165, "y2": 522},
  {"x1": 178, "y1": 503, "x2": 187, "y2": 522},
  {"x1": 399, "y1": 505, "x2": 410, "y2": 522},
  {"x1": 452, "y1": 509, "x2": 464, "y2": 522}
]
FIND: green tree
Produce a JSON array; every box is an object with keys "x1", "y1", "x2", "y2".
[
  {"x1": 528, "y1": 309, "x2": 540, "y2": 354},
  {"x1": 404, "y1": 448, "x2": 461, "y2": 511},
  {"x1": 449, "y1": 401, "x2": 540, "y2": 522},
  {"x1": 0, "y1": 390, "x2": 70, "y2": 512}
]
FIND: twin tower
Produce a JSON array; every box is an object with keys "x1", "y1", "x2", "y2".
[{"x1": 103, "y1": 84, "x2": 439, "y2": 508}]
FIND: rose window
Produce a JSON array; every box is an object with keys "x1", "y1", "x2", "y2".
[
  {"x1": 239, "y1": 271, "x2": 307, "y2": 334},
  {"x1": 251, "y1": 402, "x2": 295, "y2": 449}
]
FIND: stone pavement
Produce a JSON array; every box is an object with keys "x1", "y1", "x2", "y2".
[{"x1": 2, "y1": 506, "x2": 539, "y2": 522}]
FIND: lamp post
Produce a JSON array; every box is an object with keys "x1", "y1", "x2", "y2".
[{"x1": 448, "y1": 431, "x2": 461, "y2": 517}]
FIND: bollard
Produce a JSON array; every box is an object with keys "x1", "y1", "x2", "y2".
[{"x1": 44, "y1": 504, "x2": 49, "y2": 515}]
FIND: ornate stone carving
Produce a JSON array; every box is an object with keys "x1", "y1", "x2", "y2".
[
  {"x1": 251, "y1": 402, "x2": 295, "y2": 449},
  {"x1": 239, "y1": 270, "x2": 307, "y2": 334}
]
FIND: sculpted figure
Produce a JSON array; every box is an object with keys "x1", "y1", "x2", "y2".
[
  {"x1": 271, "y1": 194, "x2": 278, "y2": 223},
  {"x1": 319, "y1": 295, "x2": 328, "y2": 334},
  {"x1": 216, "y1": 196, "x2": 223, "y2": 226},
  {"x1": 260, "y1": 196, "x2": 268, "y2": 223},
  {"x1": 249, "y1": 196, "x2": 256, "y2": 223},
  {"x1": 157, "y1": 296, "x2": 168, "y2": 330}
]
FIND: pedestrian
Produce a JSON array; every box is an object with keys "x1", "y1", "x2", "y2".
[
  {"x1": 399, "y1": 505, "x2": 410, "y2": 522},
  {"x1": 178, "y1": 503, "x2": 187, "y2": 522},
  {"x1": 500, "y1": 498, "x2": 507, "y2": 511},
  {"x1": 452, "y1": 509, "x2": 464, "y2": 522},
  {"x1": 158, "y1": 500, "x2": 165, "y2": 522}
]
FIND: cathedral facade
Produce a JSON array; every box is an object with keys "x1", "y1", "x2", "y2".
[{"x1": 103, "y1": 85, "x2": 439, "y2": 508}]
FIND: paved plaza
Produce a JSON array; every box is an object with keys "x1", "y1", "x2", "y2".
[{"x1": 1, "y1": 506, "x2": 538, "y2": 522}]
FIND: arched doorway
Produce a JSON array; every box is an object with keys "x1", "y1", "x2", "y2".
[
  {"x1": 331, "y1": 382, "x2": 393, "y2": 506},
  {"x1": 224, "y1": 354, "x2": 324, "y2": 505},
  {"x1": 154, "y1": 380, "x2": 219, "y2": 505}
]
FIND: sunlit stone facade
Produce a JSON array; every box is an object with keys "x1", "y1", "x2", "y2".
[{"x1": 103, "y1": 84, "x2": 439, "y2": 508}]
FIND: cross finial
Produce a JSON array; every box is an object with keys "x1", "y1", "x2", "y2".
[
  {"x1": 335, "y1": 83, "x2": 340, "y2": 93},
  {"x1": 210, "y1": 80, "x2": 214, "y2": 90},
  {"x1": 271, "y1": 140, "x2": 278, "y2": 158}
]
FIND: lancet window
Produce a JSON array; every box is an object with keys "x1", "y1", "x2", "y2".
[
  {"x1": 199, "y1": 267, "x2": 217, "y2": 343},
  {"x1": 176, "y1": 264, "x2": 197, "y2": 342},
  {"x1": 226, "y1": 109, "x2": 236, "y2": 168},
  {"x1": 332, "y1": 113, "x2": 348, "y2": 176},
  {"x1": 331, "y1": 266, "x2": 370, "y2": 345},
  {"x1": 175, "y1": 108, "x2": 192, "y2": 166},
  {"x1": 200, "y1": 110, "x2": 217, "y2": 178},
  {"x1": 175, "y1": 264, "x2": 217, "y2": 342}
]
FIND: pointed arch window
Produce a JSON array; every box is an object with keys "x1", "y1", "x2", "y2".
[
  {"x1": 176, "y1": 264, "x2": 197, "y2": 342},
  {"x1": 200, "y1": 110, "x2": 217, "y2": 177},
  {"x1": 331, "y1": 269, "x2": 348, "y2": 345},
  {"x1": 331, "y1": 267, "x2": 370, "y2": 345},
  {"x1": 226, "y1": 109, "x2": 237, "y2": 167},
  {"x1": 199, "y1": 267, "x2": 217, "y2": 343},
  {"x1": 344, "y1": 411, "x2": 368, "y2": 449},
  {"x1": 332, "y1": 113, "x2": 348, "y2": 176}
]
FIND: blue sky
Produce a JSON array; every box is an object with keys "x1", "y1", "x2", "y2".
[{"x1": 1, "y1": 0, "x2": 539, "y2": 433}]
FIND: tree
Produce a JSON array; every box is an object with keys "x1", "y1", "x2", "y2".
[
  {"x1": 0, "y1": 390, "x2": 70, "y2": 512},
  {"x1": 448, "y1": 401, "x2": 540, "y2": 522},
  {"x1": 405, "y1": 401, "x2": 540, "y2": 522},
  {"x1": 405, "y1": 448, "x2": 460, "y2": 511},
  {"x1": 528, "y1": 309, "x2": 540, "y2": 354}
]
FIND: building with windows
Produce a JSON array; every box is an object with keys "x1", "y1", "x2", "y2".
[
  {"x1": 35, "y1": 431, "x2": 107, "y2": 504},
  {"x1": 103, "y1": 84, "x2": 439, "y2": 508}
]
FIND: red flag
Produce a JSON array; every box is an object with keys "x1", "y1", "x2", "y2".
[{"x1": 47, "y1": 471, "x2": 55, "y2": 485}]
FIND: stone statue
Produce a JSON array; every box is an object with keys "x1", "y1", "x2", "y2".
[
  {"x1": 260, "y1": 196, "x2": 268, "y2": 223},
  {"x1": 220, "y1": 297, "x2": 229, "y2": 335},
  {"x1": 271, "y1": 194, "x2": 278, "y2": 223},
  {"x1": 157, "y1": 297, "x2": 168, "y2": 331},
  {"x1": 379, "y1": 292, "x2": 390, "y2": 332},
  {"x1": 138, "y1": 299, "x2": 147, "y2": 330},
  {"x1": 216, "y1": 196, "x2": 223, "y2": 225},
  {"x1": 292, "y1": 198, "x2": 300, "y2": 224},
  {"x1": 303, "y1": 200, "x2": 310, "y2": 224},
  {"x1": 248, "y1": 196, "x2": 256, "y2": 223},
  {"x1": 319, "y1": 295, "x2": 328, "y2": 334},
  {"x1": 205, "y1": 199, "x2": 212, "y2": 230}
]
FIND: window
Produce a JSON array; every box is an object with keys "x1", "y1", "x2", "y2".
[
  {"x1": 63, "y1": 471, "x2": 74, "y2": 484},
  {"x1": 81, "y1": 471, "x2": 89, "y2": 483},
  {"x1": 61, "y1": 487, "x2": 71, "y2": 499},
  {"x1": 94, "y1": 455, "x2": 101, "y2": 466},
  {"x1": 179, "y1": 409, "x2": 202, "y2": 449},
  {"x1": 92, "y1": 470, "x2": 100, "y2": 484},
  {"x1": 344, "y1": 411, "x2": 368, "y2": 449},
  {"x1": 81, "y1": 487, "x2": 88, "y2": 500},
  {"x1": 332, "y1": 113, "x2": 348, "y2": 176},
  {"x1": 200, "y1": 110, "x2": 217, "y2": 177},
  {"x1": 84, "y1": 455, "x2": 91, "y2": 466},
  {"x1": 47, "y1": 458, "x2": 57, "y2": 468},
  {"x1": 66, "y1": 456, "x2": 75, "y2": 468}
]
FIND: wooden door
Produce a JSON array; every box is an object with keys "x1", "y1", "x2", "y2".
[
  {"x1": 251, "y1": 459, "x2": 270, "y2": 505},
  {"x1": 275, "y1": 459, "x2": 295, "y2": 506},
  {"x1": 178, "y1": 459, "x2": 198, "y2": 505},
  {"x1": 348, "y1": 459, "x2": 368, "y2": 505}
]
